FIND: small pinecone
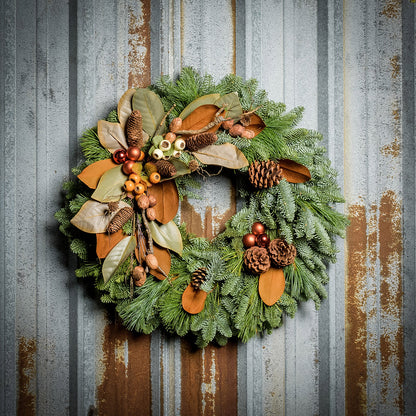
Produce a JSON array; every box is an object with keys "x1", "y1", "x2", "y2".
[
  {"x1": 243, "y1": 246, "x2": 271, "y2": 274},
  {"x1": 188, "y1": 159, "x2": 199, "y2": 172},
  {"x1": 240, "y1": 113, "x2": 252, "y2": 127},
  {"x1": 268, "y1": 239, "x2": 297, "y2": 268},
  {"x1": 107, "y1": 201, "x2": 119, "y2": 213},
  {"x1": 191, "y1": 267, "x2": 207, "y2": 290},
  {"x1": 106, "y1": 207, "x2": 134, "y2": 234},
  {"x1": 126, "y1": 110, "x2": 143, "y2": 148},
  {"x1": 185, "y1": 132, "x2": 218, "y2": 152},
  {"x1": 248, "y1": 160, "x2": 283, "y2": 189},
  {"x1": 155, "y1": 159, "x2": 177, "y2": 177}
]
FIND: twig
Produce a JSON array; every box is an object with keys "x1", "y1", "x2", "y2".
[
  {"x1": 174, "y1": 106, "x2": 226, "y2": 135},
  {"x1": 155, "y1": 103, "x2": 176, "y2": 137}
]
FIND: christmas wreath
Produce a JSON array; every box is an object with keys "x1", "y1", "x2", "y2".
[{"x1": 56, "y1": 68, "x2": 348, "y2": 348}]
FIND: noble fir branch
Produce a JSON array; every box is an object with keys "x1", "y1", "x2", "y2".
[
  {"x1": 79, "y1": 127, "x2": 111, "y2": 163},
  {"x1": 106, "y1": 109, "x2": 119, "y2": 123}
]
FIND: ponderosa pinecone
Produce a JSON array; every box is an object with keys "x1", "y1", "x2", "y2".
[
  {"x1": 243, "y1": 246, "x2": 271, "y2": 275},
  {"x1": 155, "y1": 159, "x2": 177, "y2": 177},
  {"x1": 191, "y1": 267, "x2": 207, "y2": 290},
  {"x1": 185, "y1": 132, "x2": 218, "y2": 152},
  {"x1": 107, "y1": 207, "x2": 134, "y2": 234},
  {"x1": 126, "y1": 110, "x2": 144, "y2": 148},
  {"x1": 248, "y1": 160, "x2": 283, "y2": 189},
  {"x1": 268, "y1": 238, "x2": 296, "y2": 268}
]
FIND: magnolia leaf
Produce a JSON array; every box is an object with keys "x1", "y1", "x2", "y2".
[
  {"x1": 182, "y1": 284, "x2": 207, "y2": 314},
  {"x1": 97, "y1": 120, "x2": 128, "y2": 153},
  {"x1": 70, "y1": 200, "x2": 130, "y2": 233},
  {"x1": 193, "y1": 143, "x2": 249, "y2": 169},
  {"x1": 180, "y1": 104, "x2": 220, "y2": 136},
  {"x1": 279, "y1": 159, "x2": 311, "y2": 183},
  {"x1": 146, "y1": 181, "x2": 179, "y2": 224},
  {"x1": 117, "y1": 88, "x2": 136, "y2": 129},
  {"x1": 96, "y1": 230, "x2": 125, "y2": 259},
  {"x1": 148, "y1": 220, "x2": 183, "y2": 256},
  {"x1": 102, "y1": 235, "x2": 136, "y2": 283},
  {"x1": 215, "y1": 92, "x2": 242, "y2": 119},
  {"x1": 77, "y1": 159, "x2": 118, "y2": 189},
  {"x1": 179, "y1": 94, "x2": 221, "y2": 120},
  {"x1": 245, "y1": 113, "x2": 266, "y2": 137},
  {"x1": 132, "y1": 88, "x2": 165, "y2": 137},
  {"x1": 91, "y1": 165, "x2": 126, "y2": 202},
  {"x1": 160, "y1": 159, "x2": 191, "y2": 182},
  {"x1": 259, "y1": 268, "x2": 286, "y2": 306}
]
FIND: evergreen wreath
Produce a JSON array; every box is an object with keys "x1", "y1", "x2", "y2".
[{"x1": 56, "y1": 68, "x2": 348, "y2": 348}]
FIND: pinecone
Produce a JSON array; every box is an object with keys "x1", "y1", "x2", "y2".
[
  {"x1": 191, "y1": 267, "x2": 207, "y2": 290},
  {"x1": 106, "y1": 206, "x2": 134, "y2": 234},
  {"x1": 155, "y1": 159, "x2": 177, "y2": 177},
  {"x1": 243, "y1": 246, "x2": 271, "y2": 275},
  {"x1": 107, "y1": 201, "x2": 119, "y2": 213},
  {"x1": 126, "y1": 110, "x2": 144, "y2": 148},
  {"x1": 248, "y1": 160, "x2": 283, "y2": 189},
  {"x1": 240, "y1": 113, "x2": 251, "y2": 127},
  {"x1": 268, "y1": 239, "x2": 296, "y2": 268},
  {"x1": 185, "y1": 132, "x2": 218, "y2": 152}
]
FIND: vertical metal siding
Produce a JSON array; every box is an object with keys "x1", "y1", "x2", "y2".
[{"x1": 0, "y1": 1, "x2": 415, "y2": 415}]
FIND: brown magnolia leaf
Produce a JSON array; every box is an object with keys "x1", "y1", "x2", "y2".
[
  {"x1": 135, "y1": 235, "x2": 171, "y2": 280},
  {"x1": 146, "y1": 180, "x2": 179, "y2": 224},
  {"x1": 258, "y1": 268, "x2": 286, "y2": 306},
  {"x1": 244, "y1": 113, "x2": 266, "y2": 137},
  {"x1": 97, "y1": 120, "x2": 128, "y2": 153},
  {"x1": 182, "y1": 284, "x2": 207, "y2": 314},
  {"x1": 179, "y1": 94, "x2": 221, "y2": 120},
  {"x1": 279, "y1": 159, "x2": 311, "y2": 183},
  {"x1": 117, "y1": 88, "x2": 136, "y2": 129},
  {"x1": 192, "y1": 143, "x2": 249, "y2": 169},
  {"x1": 96, "y1": 230, "x2": 125, "y2": 259},
  {"x1": 77, "y1": 159, "x2": 118, "y2": 189},
  {"x1": 180, "y1": 104, "x2": 220, "y2": 136}
]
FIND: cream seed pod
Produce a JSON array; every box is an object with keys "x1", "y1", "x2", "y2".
[
  {"x1": 172, "y1": 150, "x2": 182, "y2": 158},
  {"x1": 152, "y1": 148, "x2": 164, "y2": 160},
  {"x1": 174, "y1": 138, "x2": 186, "y2": 150},
  {"x1": 159, "y1": 139, "x2": 171, "y2": 151}
]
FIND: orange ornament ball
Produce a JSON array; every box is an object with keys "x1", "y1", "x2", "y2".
[{"x1": 251, "y1": 222, "x2": 265, "y2": 235}]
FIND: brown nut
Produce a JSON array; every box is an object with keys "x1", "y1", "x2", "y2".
[
  {"x1": 229, "y1": 124, "x2": 245, "y2": 137},
  {"x1": 241, "y1": 129, "x2": 255, "y2": 139},
  {"x1": 165, "y1": 132, "x2": 177, "y2": 143},
  {"x1": 169, "y1": 117, "x2": 183, "y2": 132},
  {"x1": 148, "y1": 194, "x2": 157, "y2": 207},
  {"x1": 133, "y1": 265, "x2": 146, "y2": 281},
  {"x1": 136, "y1": 194, "x2": 150, "y2": 209},
  {"x1": 221, "y1": 119, "x2": 235, "y2": 130},
  {"x1": 145, "y1": 253, "x2": 159, "y2": 270},
  {"x1": 146, "y1": 207, "x2": 157, "y2": 221}
]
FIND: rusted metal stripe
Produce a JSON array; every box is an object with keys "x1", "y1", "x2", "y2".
[{"x1": 18, "y1": 337, "x2": 36, "y2": 416}]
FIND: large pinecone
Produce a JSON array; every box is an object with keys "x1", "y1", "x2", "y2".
[
  {"x1": 248, "y1": 160, "x2": 282, "y2": 189},
  {"x1": 126, "y1": 110, "x2": 144, "y2": 148},
  {"x1": 244, "y1": 246, "x2": 271, "y2": 275},
  {"x1": 155, "y1": 159, "x2": 177, "y2": 177},
  {"x1": 191, "y1": 267, "x2": 207, "y2": 290},
  {"x1": 268, "y1": 239, "x2": 296, "y2": 268},
  {"x1": 106, "y1": 207, "x2": 134, "y2": 234},
  {"x1": 185, "y1": 132, "x2": 218, "y2": 152}
]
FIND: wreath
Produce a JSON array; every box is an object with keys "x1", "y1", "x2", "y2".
[{"x1": 56, "y1": 68, "x2": 348, "y2": 348}]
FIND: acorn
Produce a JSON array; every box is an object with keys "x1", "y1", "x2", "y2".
[
  {"x1": 136, "y1": 194, "x2": 150, "y2": 209},
  {"x1": 148, "y1": 194, "x2": 157, "y2": 207},
  {"x1": 229, "y1": 124, "x2": 245, "y2": 137},
  {"x1": 221, "y1": 119, "x2": 235, "y2": 130},
  {"x1": 145, "y1": 254, "x2": 159, "y2": 270},
  {"x1": 146, "y1": 207, "x2": 156, "y2": 221},
  {"x1": 169, "y1": 117, "x2": 182, "y2": 132}
]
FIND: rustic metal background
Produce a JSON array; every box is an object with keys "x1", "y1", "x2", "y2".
[{"x1": 0, "y1": 0, "x2": 415, "y2": 415}]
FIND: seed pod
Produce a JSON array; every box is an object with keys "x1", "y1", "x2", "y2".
[
  {"x1": 145, "y1": 253, "x2": 159, "y2": 270},
  {"x1": 165, "y1": 132, "x2": 176, "y2": 143},
  {"x1": 229, "y1": 124, "x2": 246, "y2": 137},
  {"x1": 169, "y1": 117, "x2": 182, "y2": 132},
  {"x1": 221, "y1": 119, "x2": 235, "y2": 130},
  {"x1": 136, "y1": 194, "x2": 150, "y2": 209},
  {"x1": 146, "y1": 207, "x2": 156, "y2": 221},
  {"x1": 148, "y1": 194, "x2": 157, "y2": 207}
]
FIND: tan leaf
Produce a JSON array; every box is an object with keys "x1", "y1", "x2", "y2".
[
  {"x1": 117, "y1": 88, "x2": 136, "y2": 129},
  {"x1": 146, "y1": 181, "x2": 179, "y2": 224},
  {"x1": 279, "y1": 159, "x2": 311, "y2": 183},
  {"x1": 180, "y1": 104, "x2": 220, "y2": 136},
  {"x1": 258, "y1": 268, "x2": 286, "y2": 306},
  {"x1": 182, "y1": 284, "x2": 207, "y2": 314},
  {"x1": 147, "y1": 220, "x2": 183, "y2": 256},
  {"x1": 91, "y1": 165, "x2": 126, "y2": 203},
  {"x1": 96, "y1": 230, "x2": 125, "y2": 259},
  {"x1": 244, "y1": 113, "x2": 266, "y2": 137},
  {"x1": 97, "y1": 120, "x2": 128, "y2": 153},
  {"x1": 192, "y1": 143, "x2": 249, "y2": 169},
  {"x1": 77, "y1": 159, "x2": 118, "y2": 189}
]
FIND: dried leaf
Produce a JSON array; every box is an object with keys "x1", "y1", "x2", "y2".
[
  {"x1": 258, "y1": 268, "x2": 286, "y2": 306},
  {"x1": 70, "y1": 200, "x2": 130, "y2": 233},
  {"x1": 244, "y1": 113, "x2": 266, "y2": 137},
  {"x1": 132, "y1": 88, "x2": 165, "y2": 137},
  {"x1": 77, "y1": 159, "x2": 118, "y2": 189},
  {"x1": 97, "y1": 120, "x2": 128, "y2": 153},
  {"x1": 279, "y1": 159, "x2": 311, "y2": 183},
  {"x1": 96, "y1": 230, "x2": 125, "y2": 259},
  {"x1": 91, "y1": 165, "x2": 126, "y2": 203},
  {"x1": 182, "y1": 284, "x2": 207, "y2": 314},
  {"x1": 102, "y1": 235, "x2": 136, "y2": 283},
  {"x1": 148, "y1": 220, "x2": 183, "y2": 256},
  {"x1": 160, "y1": 159, "x2": 191, "y2": 182},
  {"x1": 193, "y1": 143, "x2": 249, "y2": 169},
  {"x1": 179, "y1": 94, "x2": 221, "y2": 120},
  {"x1": 180, "y1": 104, "x2": 220, "y2": 135},
  {"x1": 117, "y1": 88, "x2": 136, "y2": 129},
  {"x1": 146, "y1": 181, "x2": 179, "y2": 224},
  {"x1": 215, "y1": 92, "x2": 242, "y2": 119}
]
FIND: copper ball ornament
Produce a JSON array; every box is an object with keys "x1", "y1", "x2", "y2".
[
  {"x1": 243, "y1": 233, "x2": 257, "y2": 248},
  {"x1": 256, "y1": 233, "x2": 270, "y2": 248},
  {"x1": 122, "y1": 160, "x2": 135, "y2": 175},
  {"x1": 126, "y1": 146, "x2": 141, "y2": 161},
  {"x1": 113, "y1": 149, "x2": 127, "y2": 164},
  {"x1": 251, "y1": 222, "x2": 265, "y2": 235}
]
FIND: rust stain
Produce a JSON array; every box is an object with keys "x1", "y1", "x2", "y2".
[
  {"x1": 345, "y1": 204, "x2": 368, "y2": 416},
  {"x1": 380, "y1": 0, "x2": 401, "y2": 18},
  {"x1": 390, "y1": 55, "x2": 400, "y2": 79},
  {"x1": 97, "y1": 316, "x2": 152, "y2": 415},
  {"x1": 201, "y1": 348, "x2": 216, "y2": 414},
  {"x1": 378, "y1": 191, "x2": 404, "y2": 413},
  {"x1": 381, "y1": 101, "x2": 401, "y2": 158},
  {"x1": 18, "y1": 337, "x2": 36, "y2": 416},
  {"x1": 128, "y1": 1, "x2": 151, "y2": 88}
]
